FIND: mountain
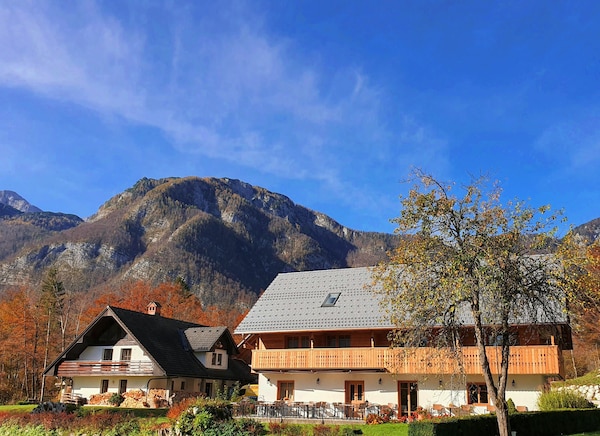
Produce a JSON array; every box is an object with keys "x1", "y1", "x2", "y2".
[
  {"x1": 0, "y1": 190, "x2": 42, "y2": 213},
  {"x1": 0, "y1": 177, "x2": 398, "y2": 309},
  {"x1": 573, "y1": 218, "x2": 600, "y2": 243}
]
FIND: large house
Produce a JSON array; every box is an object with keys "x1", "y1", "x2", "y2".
[
  {"x1": 44, "y1": 303, "x2": 254, "y2": 406},
  {"x1": 235, "y1": 267, "x2": 572, "y2": 415}
]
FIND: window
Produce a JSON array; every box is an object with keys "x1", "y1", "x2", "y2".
[
  {"x1": 120, "y1": 348, "x2": 132, "y2": 361},
  {"x1": 102, "y1": 349, "x2": 113, "y2": 360},
  {"x1": 277, "y1": 381, "x2": 294, "y2": 401},
  {"x1": 286, "y1": 336, "x2": 310, "y2": 348},
  {"x1": 100, "y1": 379, "x2": 109, "y2": 394},
  {"x1": 180, "y1": 381, "x2": 186, "y2": 391},
  {"x1": 326, "y1": 335, "x2": 337, "y2": 347},
  {"x1": 326, "y1": 335, "x2": 350, "y2": 348},
  {"x1": 338, "y1": 335, "x2": 351, "y2": 348},
  {"x1": 322, "y1": 292, "x2": 341, "y2": 307},
  {"x1": 467, "y1": 383, "x2": 488, "y2": 404},
  {"x1": 119, "y1": 379, "x2": 127, "y2": 395},
  {"x1": 211, "y1": 352, "x2": 223, "y2": 366}
]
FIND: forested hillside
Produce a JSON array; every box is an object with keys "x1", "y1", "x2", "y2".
[{"x1": 0, "y1": 177, "x2": 398, "y2": 309}]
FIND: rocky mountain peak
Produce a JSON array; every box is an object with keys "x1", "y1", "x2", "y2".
[{"x1": 0, "y1": 190, "x2": 42, "y2": 213}]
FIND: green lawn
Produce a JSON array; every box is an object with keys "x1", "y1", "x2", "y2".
[
  {"x1": 342, "y1": 423, "x2": 408, "y2": 435},
  {"x1": 0, "y1": 404, "x2": 36, "y2": 413}
]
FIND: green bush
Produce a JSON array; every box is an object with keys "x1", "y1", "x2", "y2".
[
  {"x1": 408, "y1": 409, "x2": 600, "y2": 436},
  {"x1": 537, "y1": 389, "x2": 595, "y2": 410},
  {"x1": 506, "y1": 398, "x2": 517, "y2": 414},
  {"x1": 0, "y1": 424, "x2": 54, "y2": 436},
  {"x1": 172, "y1": 397, "x2": 264, "y2": 435},
  {"x1": 108, "y1": 393, "x2": 124, "y2": 406}
]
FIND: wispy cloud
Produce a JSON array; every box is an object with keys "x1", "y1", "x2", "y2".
[
  {"x1": 534, "y1": 115, "x2": 600, "y2": 175},
  {"x1": 0, "y1": 0, "x2": 448, "y2": 217}
]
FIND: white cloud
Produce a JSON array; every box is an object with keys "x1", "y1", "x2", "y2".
[
  {"x1": 0, "y1": 0, "x2": 449, "y2": 220},
  {"x1": 535, "y1": 116, "x2": 600, "y2": 172}
]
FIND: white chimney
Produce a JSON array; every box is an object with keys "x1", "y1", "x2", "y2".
[{"x1": 147, "y1": 301, "x2": 162, "y2": 316}]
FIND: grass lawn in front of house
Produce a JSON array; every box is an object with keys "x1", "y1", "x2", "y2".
[{"x1": 0, "y1": 404, "x2": 37, "y2": 413}]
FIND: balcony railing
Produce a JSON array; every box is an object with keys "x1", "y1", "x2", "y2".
[
  {"x1": 57, "y1": 360, "x2": 156, "y2": 376},
  {"x1": 251, "y1": 345, "x2": 563, "y2": 376}
]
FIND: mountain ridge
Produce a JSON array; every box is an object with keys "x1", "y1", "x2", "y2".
[
  {"x1": 0, "y1": 177, "x2": 398, "y2": 309},
  {"x1": 0, "y1": 190, "x2": 42, "y2": 213},
  {"x1": 2, "y1": 177, "x2": 598, "y2": 311}
]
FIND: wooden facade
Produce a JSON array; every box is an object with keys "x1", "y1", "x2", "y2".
[
  {"x1": 251, "y1": 344, "x2": 564, "y2": 376},
  {"x1": 251, "y1": 324, "x2": 567, "y2": 377}
]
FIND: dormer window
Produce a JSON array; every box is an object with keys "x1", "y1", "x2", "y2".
[
  {"x1": 321, "y1": 292, "x2": 341, "y2": 307},
  {"x1": 211, "y1": 352, "x2": 223, "y2": 366}
]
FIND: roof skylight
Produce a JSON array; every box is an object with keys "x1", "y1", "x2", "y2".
[{"x1": 321, "y1": 292, "x2": 341, "y2": 307}]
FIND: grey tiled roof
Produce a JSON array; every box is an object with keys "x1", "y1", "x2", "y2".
[
  {"x1": 184, "y1": 326, "x2": 229, "y2": 352},
  {"x1": 235, "y1": 266, "x2": 569, "y2": 335},
  {"x1": 235, "y1": 267, "x2": 393, "y2": 334}
]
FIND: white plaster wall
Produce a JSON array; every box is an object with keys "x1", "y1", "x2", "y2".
[
  {"x1": 79, "y1": 345, "x2": 150, "y2": 361},
  {"x1": 257, "y1": 373, "x2": 545, "y2": 412},
  {"x1": 196, "y1": 350, "x2": 229, "y2": 370},
  {"x1": 72, "y1": 376, "x2": 153, "y2": 399}
]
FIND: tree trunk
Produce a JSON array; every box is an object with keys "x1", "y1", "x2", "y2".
[{"x1": 495, "y1": 400, "x2": 510, "y2": 436}]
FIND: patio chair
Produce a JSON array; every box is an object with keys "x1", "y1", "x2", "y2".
[{"x1": 432, "y1": 403, "x2": 447, "y2": 416}]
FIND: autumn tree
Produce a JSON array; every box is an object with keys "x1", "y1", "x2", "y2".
[
  {"x1": 0, "y1": 286, "x2": 40, "y2": 402},
  {"x1": 558, "y1": 236, "x2": 600, "y2": 373},
  {"x1": 372, "y1": 170, "x2": 567, "y2": 436},
  {"x1": 81, "y1": 279, "x2": 247, "y2": 332},
  {"x1": 39, "y1": 267, "x2": 67, "y2": 401}
]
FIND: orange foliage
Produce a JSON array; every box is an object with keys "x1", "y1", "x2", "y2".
[
  {"x1": 570, "y1": 243, "x2": 600, "y2": 373},
  {"x1": 80, "y1": 280, "x2": 247, "y2": 332},
  {"x1": 0, "y1": 278, "x2": 250, "y2": 402}
]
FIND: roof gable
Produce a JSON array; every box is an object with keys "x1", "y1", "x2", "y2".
[{"x1": 183, "y1": 326, "x2": 238, "y2": 354}]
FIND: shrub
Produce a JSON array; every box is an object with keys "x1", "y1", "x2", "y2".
[
  {"x1": 365, "y1": 413, "x2": 384, "y2": 424},
  {"x1": 537, "y1": 390, "x2": 595, "y2": 410},
  {"x1": 171, "y1": 397, "x2": 248, "y2": 435},
  {"x1": 108, "y1": 393, "x2": 124, "y2": 406},
  {"x1": 313, "y1": 424, "x2": 340, "y2": 435},
  {"x1": 268, "y1": 421, "x2": 288, "y2": 434},
  {"x1": 167, "y1": 396, "x2": 198, "y2": 420},
  {"x1": 507, "y1": 398, "x2": 517, "y2": 414}
]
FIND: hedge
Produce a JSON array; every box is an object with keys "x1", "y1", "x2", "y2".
[{"x1": 408, "y1": 409, "x2": 600, "y2": 436}]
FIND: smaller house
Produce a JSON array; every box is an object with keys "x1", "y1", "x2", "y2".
[{"x1": 44, "y1": 302, "x2": 255, "y2": 406}]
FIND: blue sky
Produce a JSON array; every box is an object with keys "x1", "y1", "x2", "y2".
[{"x1": 1, "y1": 1, "x2": 599, "y2": 233}]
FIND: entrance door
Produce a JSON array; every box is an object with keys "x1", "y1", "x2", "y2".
[
  {"x1": 345, "y1": 380, "x2": 364, "y2": 403},
  {"x1": 118, "y1": 379, "x2": 127, "y2": 395},
  {"x1": 398, "y1": 381, "x2": 418, "y2": 417},
  {"x1": 345, "y1": 381, "x2": 365, "y2": 418}
]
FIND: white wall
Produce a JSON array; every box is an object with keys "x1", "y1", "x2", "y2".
[
  {"x1": 72, "y1": 376, "x2": 154, "y2": 399},
  {"x1": 257, "y1": 373, "x2": 545, "y2": 412},
  {"x1": 196, "y1": 350, "x2": 229, "y2": 370},
  {"x1": 78, "y1": 345, "x2": 151, "y2": 361}
]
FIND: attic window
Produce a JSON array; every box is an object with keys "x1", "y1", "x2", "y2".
[{"x1": 322, "y1": 292, "x2": 341, "y2": 307}]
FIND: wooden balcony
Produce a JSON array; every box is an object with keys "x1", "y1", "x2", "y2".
[
  {"x1": 57, "y1": 360, "x2": 156, "y2": 376},
  {"x1": 251, "y1": 345, "x2": 563, "y2": 376}
]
